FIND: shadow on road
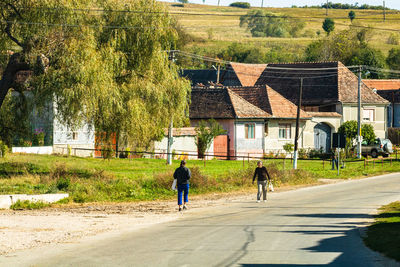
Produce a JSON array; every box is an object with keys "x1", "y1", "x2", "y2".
[{"x1": 236, "y1": 212, "x2": 392, "y2": 267}]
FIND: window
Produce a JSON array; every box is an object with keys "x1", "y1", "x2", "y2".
[
  {"x1": 72, "y1": 132, "x2": 78, "y2": 140},
  {"x1": 264, "y1": 122, "x2": 269, "y2": 136},
  {"x1": 245, "y1": 123, "x2": 255, "y2": 139},
  {"x1": 363, "y1": 109, "x2": 375, "y2": 122},
  {"x1": 279, "y1": 124, "x2": 291, "y2": 139}
]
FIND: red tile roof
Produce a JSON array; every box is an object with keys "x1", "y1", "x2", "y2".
[
  {"x1": 229, "y1": 85, "x2": 311, "y2": 119},
  {"x1": 362, "y1": 79, "x2": 400, "y2": 91},
  {"x1": 229, "y1": 63, "x2": 267, "y2": 87}
]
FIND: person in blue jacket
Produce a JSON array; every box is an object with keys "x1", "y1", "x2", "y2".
[{"x1": 173, "y1": 160, "x2": 191, "y2": 211}]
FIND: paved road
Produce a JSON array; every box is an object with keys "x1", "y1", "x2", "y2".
[{"x1": 2, "y1": 173, "x2": 400, "y2": 267}]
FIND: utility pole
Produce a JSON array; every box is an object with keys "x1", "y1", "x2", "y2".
[
  {"x1": 261, "y1": 0, "x2": 264, "y2": 8},
  {"x1": 326, "y1": 0, "x2": 329, "y2": 16},
  {"x1": 166, "y1": 51, "x2": 176, "y2": 165},
  {"x1": 383, "y1": 1, "x2": 386, "y2": 22},
  {"x1": 357, "y1": 66, "x2": 362, "y2": 159},
  {"x1": 216, "y1": 63, "x2": 221, "y2": 84},
  {"x1": 218, "y1": 0, "x2": 220, "y2": 6},
  {"x1": 293, "y1": 78, "x2": 303, "y2": 169}
]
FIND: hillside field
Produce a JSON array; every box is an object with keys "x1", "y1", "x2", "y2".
[{"x1": 163, "y1": 2, "x2": 400, "y2": 60}]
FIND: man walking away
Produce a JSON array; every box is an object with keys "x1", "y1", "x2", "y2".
[
  {"x1": 174, "y1": 160, "x2": 191, "y2": 211},
  {"x1": 253, "y1": 161, "x2": 271, "y2": 203}
]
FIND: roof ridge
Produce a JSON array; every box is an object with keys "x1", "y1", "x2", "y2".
[{"x1": 227, "y1": 89, "x2": 271, "y2": 118}]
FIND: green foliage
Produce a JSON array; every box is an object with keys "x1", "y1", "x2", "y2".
[
  {"x1": 387, "y1": 48, "x2": 400, "y2": 71},
  {"x1": 283, "y1": 143, "x2": 294, "y2": 153},
  {"x1": 177, "y1": 0, "x2": 188, "y2": 3},
  {"x1": 387, "y1": 34, "x2": 400, "y2": 45},
  {"x1": 338, "y1": 120, "x2": 358, "y2": 142},
  {"x1": 56, "y1": 177, "x2": 71, "y2": 191},
  {"x1": 240, "y1": 10, "x2": 305, "y2": 38},
  {"x1": 361, "y1": 124, "x2": 376, "y2": 143},
  {"x1": 306, "y1": 28, "x2": 386, "y2": 77},
  {"x1": 322, "y1": 18, "x2": 335, "y2": 35},
  {"x1": 338, "y1": 120, "x2": 376, "y2": 145},
  {"x1": 0, "y1": 0, "x2": 191, "y2": 150},
  {"x1": 0, "y1": 140, "x2": 8, "y2": 158},
  {"x1": 230, "y1": 2, "x2": 251, "y2": 8},
  {"x1": 10, "y1": 200, "x2": 49, "y2": 210},
  {"x1": 0, "y1": 92, "x2": 30, "y2": 147},
  {"x1": 195, "y1": 119, "x2": 226, "y2": 158},
  {"x1": 348, "y1": 11, "x2": 356, "y2": 22}
]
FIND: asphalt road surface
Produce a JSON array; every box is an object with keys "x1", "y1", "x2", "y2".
[{"x1": 2, "y1": 173, "x2": 400, "y2": 267}]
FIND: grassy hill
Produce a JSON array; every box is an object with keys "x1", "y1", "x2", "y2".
[{"x1": 163, "y1": 2, "x2": 400, "y2": 63}]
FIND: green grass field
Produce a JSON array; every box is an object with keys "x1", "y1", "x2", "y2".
[
  {"x1": 1, "y1": 153, "x2": 400, "y2": 204},
  {"x1": 164, "y1": 3, "x2": 400, "y2": 58},
  {"x1": 364, "y1": 201, "x2": 400, "y2": 261}
]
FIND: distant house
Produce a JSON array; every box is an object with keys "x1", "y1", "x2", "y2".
[
  {"x1": 363, "y1": 79, "x2": 400, "y2": 127},
  {"x1": 178, "y1": 61, "x2": 389, "y2": 155},
  {"x1": 10, "y1": 70, "x2": 95, "y2": 157}
]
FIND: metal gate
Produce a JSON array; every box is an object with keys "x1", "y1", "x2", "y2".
[
  {"x1": 314, "y1": 123, "x2": 331, "y2": 153},
  {"x1": 213, "y1": 135, "x2": 229, "y2": 159}
]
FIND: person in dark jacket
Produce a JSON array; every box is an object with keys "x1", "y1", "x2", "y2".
[
  {"x1": 173, "y1": 160, "x2": 191, "y2": 211},
  {"x1": 253, "y1": 161, "x2": 271, "y2": 202}
]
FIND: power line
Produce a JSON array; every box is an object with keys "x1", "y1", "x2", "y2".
[{"x1": 16, "y1": 6, "x2": 400, "y2": 21}]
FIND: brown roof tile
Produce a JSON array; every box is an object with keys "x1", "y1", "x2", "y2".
[
  {"x1": 254, "y1": 61, "x2": 388, "y2": 105},
  {"x1": 189, "y1": 88, "x2": 270, "y2": 119},
  {"x1": 363, "y1": 79, "x2": 400, "y2": 91},
  {"x1": 229, "y1": 85, "x2": 311, "y2": 119},
  {"x1": 338, "y1": 62, "x2": 388, "y2": 104},
  {"x1": 227, "y1": 89, "x2": 270, "y2": 118}
]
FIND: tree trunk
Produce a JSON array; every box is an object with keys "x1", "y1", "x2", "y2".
[{"x1": 0, "y1": 53, "x2": 30, "y2": 109}]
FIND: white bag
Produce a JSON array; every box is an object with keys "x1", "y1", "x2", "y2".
[
  {"x1": 268, "y1": 180, "x2": 274, "y2": 192},
  {"x1": 171, "y1": 179, "x2": 177, "y2": 191}
]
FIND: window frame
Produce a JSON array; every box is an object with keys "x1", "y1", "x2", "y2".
[
  {"x1": 244, "y1": 123, "x2": 255, "y2": 139},
  {"x1": 278, "y1": 124, "x2": 291, "y2": 139},
  {"x1": 363, "y1": 108, "x2": 375, "y2": 122}
]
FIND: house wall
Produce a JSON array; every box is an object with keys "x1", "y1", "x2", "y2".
[
  {"x1": 388, "y1": 104, "x2": 400, "y2": 128},
  {"x1": 154, "y1": 135, "x2": 207, "y2": 160},
  {"x1": 191, "y1": 119, "x2": 235, "y2": 157},
  {"x1": 52, "y1": 108, "x2": 95, "y2": 157},
  {"x1": 264, "y1": 120, "x2": 308, "y2": 152},
  {"x1": 235, "y1": 120, "x2": 264, "y2": 157},
  {"x1": 342, "y1": 104, "x2": 387, "y2": 138}
]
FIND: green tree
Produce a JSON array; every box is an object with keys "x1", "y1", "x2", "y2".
[
  {"x1": 0, "y1": 0, "x2": 191, "y2": 149},
  {"x1": 361, "y1": 124, "x2": 376, "y2": 143},
  {"x1": 348, "y1": 11, "x2": 356, "y2": 23},
  {"x1": 387, "y1": 48, "x2": 400, "y2": 71},
  {"x1": 338, "y1": 120, "x2": 376, "y2": 145},
  {"x1": 322, "y1": 18, "x2": 335, "y2": 35},
  {"x1": 178, "y1": 0, "x2": 189, "y2": 3},
  {"x1": 240, "y1": 10, "x2": 305, "y2": 38},
  {"x1": 195, "y1": 119, "x2": 226, "y2": 159}
]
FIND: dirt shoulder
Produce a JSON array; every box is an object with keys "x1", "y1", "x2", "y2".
[{"x1": 0, "y1": 180, "x2": 343, "y2": 255}]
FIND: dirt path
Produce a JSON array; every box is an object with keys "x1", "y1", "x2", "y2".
[{"x1": 0, "y1": 181, "x2": 342, "y2": 255}]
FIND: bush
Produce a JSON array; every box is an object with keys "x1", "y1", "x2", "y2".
[
  {"x1": 230, "y1": 2, "x2": 251, "y2": 8},
  {"x1": 387, "y1": 33, "x2": 400, "y2": 45},
  {"x1": 56, "y1": 177, "x2": 71, "y2": 190},
  {"x1": 10, "y1": 200, "x2": 49, "y2": 210},
  {"x1": 0, "y1": 140, "x2": 9, "y2": 158}
]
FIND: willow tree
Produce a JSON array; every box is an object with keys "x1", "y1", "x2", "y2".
[{"x1": 0, "y1": 0, "x2": 190, "y2": 148}]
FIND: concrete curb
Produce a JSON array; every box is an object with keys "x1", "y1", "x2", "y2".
[{"x1": 0, "y1": 194, "x2": 69, "y2": 209}]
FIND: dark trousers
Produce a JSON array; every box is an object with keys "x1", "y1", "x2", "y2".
[{"x1": 178, "y1": 184, "x2": 189, "y2": 205}]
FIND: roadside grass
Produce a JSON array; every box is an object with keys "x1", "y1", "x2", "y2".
[
  {"x1": 166, "y1": 3, "x2": 400, "y2": 55},
  {"x1": 10, "y1": 200, "x2": 50, "y2": 210},
  {"x1": 1, "y1": 154, "x2": 400, "y2": 204},
  {"x1": 364, "y1": 201, "x2": 400, "y2": 262}
]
